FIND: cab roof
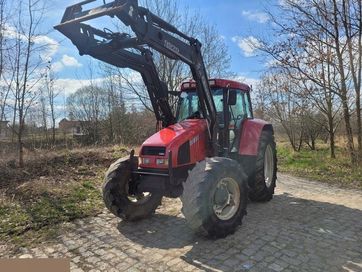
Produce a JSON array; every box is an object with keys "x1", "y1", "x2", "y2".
[{"x1": 180, "y1": 78, "x2": 250, "y2": 92}]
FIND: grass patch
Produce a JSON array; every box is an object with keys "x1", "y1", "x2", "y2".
[
  {"x1": 277, "y1": 143, "x2": 362, "y2": 189},
  {"x1": 0, "y1": 146, "x2": 129, "y2": 249},
  {"x1": 0, "y1": 180, "x2": 103, "y2": 244}
]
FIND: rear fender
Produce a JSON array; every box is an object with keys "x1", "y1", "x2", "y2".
[{"x1": 238, "y1": 119, "x2": 273, "y2": 156}]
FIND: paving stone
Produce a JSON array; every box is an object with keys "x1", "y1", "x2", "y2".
[
  {"x1": 2, "y1": 174, "x2": 361, "y2": 272},
  {"x1": 269, "y1": 263, "x2": 284, "y2": 272},
  {"x1": 72, "y1": 269, "x2": 84, "y2": 272}
]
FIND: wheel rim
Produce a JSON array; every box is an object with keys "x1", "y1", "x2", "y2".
[
  {"x1": 264, "y1": 145, "x2": 275, "y2": 188},
  {"x1": 213, "y1": 177, "x2": 240, "y2": 220}
]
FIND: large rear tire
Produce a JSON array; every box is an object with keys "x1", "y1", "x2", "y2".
[
  {"x1": 249, "y1": 130, "x2": 277, "y2": 202},
  {"x1": 102, "y1": 156, "x2": 163, "y2": 221},
  {"x1": 181, "y1": 157, "x2": 248, "y2": 238}
]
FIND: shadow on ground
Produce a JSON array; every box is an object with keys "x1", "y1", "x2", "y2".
[
  {"x1": 117, "y1": 213, "x2": 195, "y2": 249},
  {"x1": 117, "y1": 193, "x2": 362, "y2": 272}
]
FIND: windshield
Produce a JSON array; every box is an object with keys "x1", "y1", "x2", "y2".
[{"x1": 177, "y1": 89, "x2": 224, "y2": 121}]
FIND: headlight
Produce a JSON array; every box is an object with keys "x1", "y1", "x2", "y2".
[
  {"x1": 156, "y1": 158, "x2": 168, "y2": 165},
  {"x1": 142, "y1": 158, "x2": 151, "y2": 164}
]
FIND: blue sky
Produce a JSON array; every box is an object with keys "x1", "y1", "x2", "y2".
[
  {"x1": 44, "y1": 0, "x2": 278, "y2": 94},
  {"x1": 182, "y1": 0, "x2": 275, "y2": 80}
]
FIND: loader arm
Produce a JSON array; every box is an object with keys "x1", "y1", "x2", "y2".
[
  {"x1": 55, "y1": 20, "x2": 175, "y2": 127},
  {"x1": 55, "y1": 0, "x2": 219, "y2": 155}
]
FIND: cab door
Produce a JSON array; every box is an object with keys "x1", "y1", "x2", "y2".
[{"x1": 228, "y1": 90, "x2": 252, "y2": 152}]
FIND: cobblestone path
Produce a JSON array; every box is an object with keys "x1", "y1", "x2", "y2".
[{"x1": 2, "y1": 174, "x2": 362, "y2": 272}]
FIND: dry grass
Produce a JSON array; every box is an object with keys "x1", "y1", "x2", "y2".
[
  {"x1": 0, "y1": 145, "x2": 131, "y2": 248},
  {"x1": 277, "y1": 139, "x2": 362, "y2": 189}
]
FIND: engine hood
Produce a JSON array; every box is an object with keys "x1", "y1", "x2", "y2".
[{"x1": 141, "y1": 119, "x2": 207, "y2": 150}]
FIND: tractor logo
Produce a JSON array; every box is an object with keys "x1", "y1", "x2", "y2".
[
  {"x1": 128, "y1": 6, "x2": 134, "y2": 17},
  {"x1": 164, "y1": 40, "x2": 180, "y2": 54},
  {"x1": 190, "y1": 135, "x2": 199, "y2": 146}
]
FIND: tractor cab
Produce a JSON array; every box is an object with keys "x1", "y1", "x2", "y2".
[{"x1": 177, "y1": 79, "x2": 253, "y2": 153}]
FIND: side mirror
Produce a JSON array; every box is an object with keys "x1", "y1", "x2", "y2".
[{"x1": 227, "y1": 89, "x2": 237, "y2": 106}]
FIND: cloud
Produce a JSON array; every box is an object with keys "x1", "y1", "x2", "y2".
[
  {"x1": 233, "y1": 75, "x2": 260, "y2": 88},
  {"x1": 231, "y1": 36, "x2": 261, "y2": 57},
  {"x1": 33, "y1": 35, "x2": 59, "y2": 61},
  {"x1": 52, "y1": 62, "x2": 64, "y2": 73},
  {"x1": 52, "y1": 54, "x2": 83, "y2": 72},
  {"x1": 54, "y1": 71, "x2": 143, "y2": 96},
  {"x1": 61, "y1": 55, "x2": 82, "y2": 67},
  {"x1": 242, "y1": 10, "x2": 269, "y2": 24},
  {"x1": 3, "y1": 24, "x2": 25, "y2": 40},
  {"x1": 54, "y1": 78, "x2": 104, "y2": 96},
  {"x1": 3, "y1": 24, "x2": 59, "y2": 61}
]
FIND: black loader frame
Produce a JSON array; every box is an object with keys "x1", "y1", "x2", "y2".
[{"x1": 54, "y1": 0, "x2": 219, "y2": 154}]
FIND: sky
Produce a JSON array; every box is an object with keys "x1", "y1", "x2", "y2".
[{"x1": 41, "y1": 0, "x2": 279, "y2": 96}]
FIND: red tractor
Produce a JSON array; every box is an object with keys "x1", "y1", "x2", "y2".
[{"x1": 55, "y1": 0, "x2": 277, "y2": 238}]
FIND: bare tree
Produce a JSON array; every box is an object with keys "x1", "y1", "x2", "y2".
[
  {"x1": 259, "y1": 0, "x2": 359, "y2": 163},
  {"x1": 340, "y1": 0, "x2": 362, "y2": 157},
  {"x1": 100, "y1": 64, "x2": 127, "y2": 142},
  {"x1": 259, "y1": 71, "x2": 306, "y2": 151},
  {"x1": 39, "y1": 90, "x2": 48, "y2": 140},
  {"x1": 44, "y1": 64, "x2": 59, "y2": 145},
  {"x1": 7, "y1": 0, "x2": 48, "y2": 167},
  {"x1": 302, "y1": 111, "x2": 326, "y2": 151},
  {"x1": 0, "y1": 0, "x2": 13, "y2": 126},
  {"x1": 67, "y1": 85, "x2": 109, "y2": 143}
]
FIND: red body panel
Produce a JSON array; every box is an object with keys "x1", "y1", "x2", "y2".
[
  {"x1": 181, "y1": 78, "x2": 250, "y2": 92},
  {"x1": 139, "y1": 119, "x2": 207, "y2": 168},
  {"x1": 238, "y1": 119, "x2": 271, "y2": 156}
]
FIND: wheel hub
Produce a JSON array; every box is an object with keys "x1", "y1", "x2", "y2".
[
  {"x1": 214, "y1": 186, "x2": 229, "y2": 206},
  {"x1": 213, "y1": 177, "x2": 240, "y2": 221}
]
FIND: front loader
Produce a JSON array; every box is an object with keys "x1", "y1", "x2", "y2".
[{"x1": 55, "y1": 0, "x2": 277, "y2": 238}]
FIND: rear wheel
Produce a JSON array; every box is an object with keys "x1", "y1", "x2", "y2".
[
  {"x1": 181, "y1": 157, "x2": 248, "y2": 238},
  {"x1": 102, "y1": 156, "x2": 163, "y2": 221},
  {"x1": 249, "y1": 130, "x2": 277, "y2": 202}
]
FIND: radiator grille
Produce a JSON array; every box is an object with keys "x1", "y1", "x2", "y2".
[{"x1": 141, "y1": 146, "x2": 166, "y2": 156}]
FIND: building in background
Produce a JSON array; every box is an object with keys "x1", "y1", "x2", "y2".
[{"x1": 59, "y1": 118, "x2": 88, "y2": 136}]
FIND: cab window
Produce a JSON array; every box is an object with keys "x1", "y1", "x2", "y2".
[
  {"x1": 243, "y1": 92, "x2": 253, "y2": 118},
  {"x1": 229, "y1": 90, "x2": 246, "y2": 119}
]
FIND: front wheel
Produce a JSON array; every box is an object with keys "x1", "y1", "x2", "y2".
[
  {"x1": 249, "y1": 130, "x2": 277, "y2": 202},
  {"x1": 102, "y1": 156, "x2": 163, "y2": 221},
  {"x1": 181, "y1": 157, "x2": 248, "y2": 238}
]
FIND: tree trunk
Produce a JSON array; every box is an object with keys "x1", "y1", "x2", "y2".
[
  {"x1": 342, "y1": 95, "x2": 356, "y2": 164},
  {"x1": 52, "y1": 117, "x2": 56, "y2": 146},
  {"x1": 332, "y1": 0, "x2": 356, "y2": 164},
  {"x1": 311, "y1": 137, "x2": 316, "y2": 151},
  {"x1": 342, "y1": 0, "x2": 362, "y2": 159},
  {"x1": 328, "y1": 117, "x2": 336, "y2": 159},
  {"x1": 357, "y1": 92, "x2": 361, "y2": 159},
  {"x1": 18, "y1": 118, "x2": 24, "y2": 168},
  {"x1": 358, "y1": 0, "x2": 362, "y2": 158}
]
